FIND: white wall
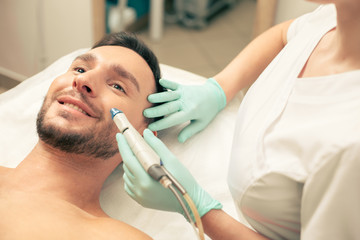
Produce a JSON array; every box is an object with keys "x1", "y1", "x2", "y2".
[
  {"x1": 275, "y1": 0, "x2": 320, "y2": 24},
  {"x1": 0, "y1": 1, "x2": 40, "y2": 80},
  {"x1": 42, "y1": 0, "x2": 94, "y2": 69},
  {"x1": 0, "y1": 0, "x2": 95, "y2": 81}
]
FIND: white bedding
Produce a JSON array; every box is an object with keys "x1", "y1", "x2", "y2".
[{"x1": 0, "y1": 48, "x2": 242, "y2": 239}]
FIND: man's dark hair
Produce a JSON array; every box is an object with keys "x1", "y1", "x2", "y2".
[{"x1": 92, "y1": 32, "x2": 164, "y2": 95}]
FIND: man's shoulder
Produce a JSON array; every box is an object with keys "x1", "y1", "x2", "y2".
[
  {"x1": 91, "y1": 216, "x2": 153, "y2": 240},
  {"x1": 0, "y1": 166, "x2": 11, "y2": 179},
  {"x1": 0, "y1": 166, "x2": 10, "y2": 171}
]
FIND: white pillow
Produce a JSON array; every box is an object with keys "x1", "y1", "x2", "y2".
[{"x1": 0, "y1": 48, "x2": 242, "y2": 239}]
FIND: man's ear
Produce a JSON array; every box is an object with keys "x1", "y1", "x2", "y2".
[{"x1": 141, "y1": 130, "x2": 157, "y2": 137}]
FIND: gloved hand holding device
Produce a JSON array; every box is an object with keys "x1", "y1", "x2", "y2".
[
  {"x1": 144, "y1": 78, "x2": 226, "y2": 143},
  {"x1": 116, "y1": 129, "x2": 223, "y2": 220}
]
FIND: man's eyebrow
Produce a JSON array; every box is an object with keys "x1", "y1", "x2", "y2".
[
  {"x1": 74, "y1": 53, "x2": 98, "y2": 63},
  {"x1": 111, "y1": 64, "x2": 140, "y2": 92}
]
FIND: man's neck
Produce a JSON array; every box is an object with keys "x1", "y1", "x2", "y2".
[{"x1": 10, "y1": 141, "x2": 120, "y2": 216}]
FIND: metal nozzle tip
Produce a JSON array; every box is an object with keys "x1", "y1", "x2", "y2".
[{"x1": 110, "y1": 108, "x2": 122, "y2": 119}]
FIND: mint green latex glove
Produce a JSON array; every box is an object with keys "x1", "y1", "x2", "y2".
[
  {"x1": 144, "y1": 78, "x2": 226, "y2": 143},
  {"x1": 116, "y1": 129, "x2": 222, "y2": 220}
]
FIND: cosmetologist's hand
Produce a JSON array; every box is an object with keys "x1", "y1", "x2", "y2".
[
  {"x1": 144, "y1": 78, "x2": 226, "y2": 143},
  {"x1": 116, "y1": 129, "x2": 222, "y2": 220}
]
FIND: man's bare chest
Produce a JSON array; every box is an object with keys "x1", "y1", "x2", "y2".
[{"x1": 0, "y1": 189, "x2": 96, "y2": 240}]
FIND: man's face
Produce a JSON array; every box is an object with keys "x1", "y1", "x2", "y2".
[{"x1": 36, "y1": 46, "x2": 156, "y2": 159}]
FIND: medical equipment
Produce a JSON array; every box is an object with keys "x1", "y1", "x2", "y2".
[
  {"x1": 111, "y1": 108, "x2": 205, "y2": 240},
  {"x1": 173, "y1": 0, "x2": 236, "y2": 28},
  {"x1": 111, "y1": 108, "x2": 168, "y2": 181}
]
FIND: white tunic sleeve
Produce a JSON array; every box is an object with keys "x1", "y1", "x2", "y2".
[{"x1": 301, "y1": 143, "x2": 360, "y2": 239}]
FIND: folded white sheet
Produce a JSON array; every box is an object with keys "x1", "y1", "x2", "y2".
[{"x1": 0, "y1": 48, "x2": 242, "y2": 239}]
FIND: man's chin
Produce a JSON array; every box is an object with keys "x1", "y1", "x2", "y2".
[{"x1": 36, "y1": 104, "x2": 118, "y2": 159}]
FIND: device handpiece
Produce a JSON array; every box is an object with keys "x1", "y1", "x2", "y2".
[
  {"x1": 111, "y1": 108, "x2": 167, "y2": 181},
  {"x1": 111, "y1": 109, "x2": 204, "y2": 239}
]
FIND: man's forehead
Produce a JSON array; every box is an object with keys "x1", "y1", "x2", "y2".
[{"x1": 88, "y1": 46, "x2": 143, "y2": 61}]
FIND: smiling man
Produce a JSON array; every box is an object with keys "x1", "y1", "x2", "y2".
[{"x1": 0, "y1": 32, "x2": 162, "y2": 239}]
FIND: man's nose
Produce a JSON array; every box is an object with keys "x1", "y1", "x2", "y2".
[{"x1": 72, "y1": 72, "x2": 97, "y2": 97}]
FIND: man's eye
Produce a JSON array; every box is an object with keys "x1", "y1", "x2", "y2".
[
  {"x1": 112, "y1": 84, "x2": 125, "y2": 93},
  {"x1": 75, "y1": 67, "x2": 85, "y2": 73}
]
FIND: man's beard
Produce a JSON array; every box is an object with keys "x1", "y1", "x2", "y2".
[{"x1": 36, "y1": 95, "x2": 119, "y2": 160}]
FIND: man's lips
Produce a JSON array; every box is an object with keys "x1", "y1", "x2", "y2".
[
  {"x1": 62, "y1": 102, "x2": 89, "y2": 116},
  {"x1": 57, "y1": 96, "x2": 97, "y2": 118}
]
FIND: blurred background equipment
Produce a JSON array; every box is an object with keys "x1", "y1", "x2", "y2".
[
  {"x1": 171, "y1": 0, "x2": 237, "y2": 29},
  {"x1": 0, "y1": 0, "x2": 320, "y2": 94}
]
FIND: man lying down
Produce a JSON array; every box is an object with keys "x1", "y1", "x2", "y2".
[{"x1": 0, "y1": 32, "x2": 164, "y2": 239}]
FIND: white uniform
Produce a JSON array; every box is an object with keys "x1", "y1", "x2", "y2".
[{"x1": 228, "y1": 4, "x2": 360, "y2": 240}]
